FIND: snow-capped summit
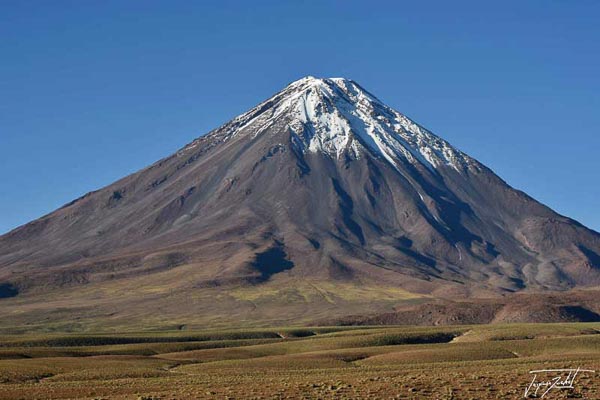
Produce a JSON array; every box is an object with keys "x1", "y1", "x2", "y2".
[
  {"x1": 2, "y1": 75, "x2": 599, "y2": 328},
  {"x1": 198, "y1": 77, "x2": 475, "y2": 173}
]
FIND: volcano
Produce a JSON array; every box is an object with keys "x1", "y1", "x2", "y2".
[{"x1": 1, "y1": 77, "x2": 599, "y2": 329}]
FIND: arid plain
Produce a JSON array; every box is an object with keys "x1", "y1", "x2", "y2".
[{"x1": 0, "y1": 323, "x2": 598, "y2": 399}]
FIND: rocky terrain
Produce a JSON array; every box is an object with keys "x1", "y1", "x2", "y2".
[{"x1": 1, "y1": 76, "x2": 599, "y2": 329}]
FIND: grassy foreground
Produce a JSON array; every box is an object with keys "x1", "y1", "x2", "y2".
[{"x1": 0, "y1": 323, "x2": 598, "y2": 399}]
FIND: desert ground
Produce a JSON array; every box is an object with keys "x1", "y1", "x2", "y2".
[{"x1": 0, "y1": 323, "x2": 598, "y2": 399}]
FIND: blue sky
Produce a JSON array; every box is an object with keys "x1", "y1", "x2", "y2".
[{"x1": 1, "y1": 0, "x2": 599, "y2": 234}]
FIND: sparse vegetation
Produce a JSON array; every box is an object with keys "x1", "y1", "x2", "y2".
[{"x1": 0, "y1": 323, "x2": 597, "y2": 399}]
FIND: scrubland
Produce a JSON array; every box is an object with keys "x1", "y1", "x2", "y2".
[{"x1": 0, "y1": 323, "x2": 598, "y2": 399}]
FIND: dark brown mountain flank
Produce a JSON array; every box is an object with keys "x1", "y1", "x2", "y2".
[
  {"x1": 1, "y1": 77, "x2": 599, "y2": 330},
  {"x1": 327, "y1": 290, "x2": 600, "y2": 326}
]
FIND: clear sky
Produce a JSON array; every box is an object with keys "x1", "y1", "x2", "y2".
[{"x1": 1, "y1": 0, "x2": 599, "y2": 234}]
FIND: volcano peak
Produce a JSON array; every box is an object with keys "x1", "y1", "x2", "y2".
[
  {"x1": 211, "y1": 76, "x2": 473, "y2": 170},
  {"x1": 1, "y1": 76, "x2": 599, "y2": 328}
]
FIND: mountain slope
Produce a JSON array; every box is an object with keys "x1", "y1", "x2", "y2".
[{"x1": 1, "y1": 76, "x2": 599, "y2": 329}]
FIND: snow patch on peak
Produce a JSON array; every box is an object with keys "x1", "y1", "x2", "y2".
[
  {"x1": 288, "y1": 75, "x2": 319, "y2": 85},
  {"x1": 198, "y1": 76, "x2": 476, "y2": 173}
]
